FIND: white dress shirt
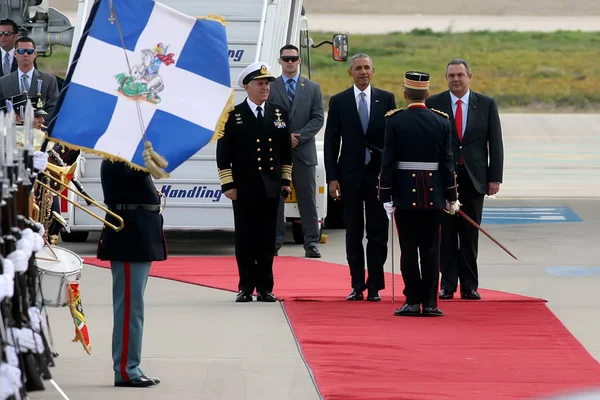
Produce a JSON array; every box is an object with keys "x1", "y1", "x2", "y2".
[
  {"x1": 353, "y1": 84, "x2": 371, "y2": 119},
  {"x1": 246, "y1": 97, "x2": 266, "y2": 118},
  {"x1": 450, "y1": 90, "x2": 470, "y2": 137}
]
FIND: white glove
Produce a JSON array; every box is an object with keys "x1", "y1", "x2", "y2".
[
  {"x1": 383, "y1": 201, "x2": 395, "y2": 221},
  {"x1": 2, "y1": 258, "x2": 15, "y2": 280},
  {"x1": 446, "y1": 200, "x2": 461, "y2": 215},
  {"x1": 33, "y1": 150, "x2": 49, "y2": 172},
  {"x1": 0, "y1": 274, "x2": 14, "y2": 300},
  {"x1": 8, "y1": 327, "x2": 45, "y2": 354},
  {"x1": 34, "y1": 222, "x2": 45, "y2": 238},
  {"x1": 16, "y1": 237, "x2": 33, "y2": 259},
  {"x1": 7, "y1": 249, "x2": 28, "y2": 273},
  {"x1": 23, "y1": 226, "x2": 43, "y2": 252}
]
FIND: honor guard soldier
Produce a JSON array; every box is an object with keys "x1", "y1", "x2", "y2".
[
  {"x1": 217, "y1": 62, "x2": 293, "y2": 303},
  {"x1": 97, "y1": 160, "x2": 166, "y2": 387},
  {"x1": 379, "y1": 71, "x2": 460, "y2": 317}
]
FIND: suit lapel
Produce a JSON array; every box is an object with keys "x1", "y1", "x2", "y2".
[
  {"x1": 366, "y1": 87, "x2": 381, "y2": 134},
  {"x1": 10, "y1": 72, "x2": 20, "y2": 95},
  {"x1": 345, "y1": 87, "x2": 362, "y2": 131},
  {"x1": 463, "y1": 91, "x2": 478, "y2": 142},
  {"x1": 31, "y1": 69, "x2": 41, "y2": 95},
  {"x1": 240, "y1": 100, "x2": 258, "y2": 130},
  {"x1": 275, "y1": 77, "x2": 291, "y2": 109},
  {"x1": 289, "y1": 76, "x2": 305, "y2": 115}
]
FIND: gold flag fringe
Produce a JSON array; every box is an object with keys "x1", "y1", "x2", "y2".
[
  {"x1": 43, "y1": 135, "x2": 171, "y2": 177},
  {"x1": 211, "y1": 88, "x2": 235, "y2": 142},
  {"x1": 197, "y1": 14, "x2": 227, "y2": 26}
]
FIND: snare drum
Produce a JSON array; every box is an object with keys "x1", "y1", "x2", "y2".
[{"x1": 35, "y1": 246, "x2": 84, "y2": 307}]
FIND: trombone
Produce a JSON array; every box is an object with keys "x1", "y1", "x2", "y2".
[{"x1": 32, "y1": 162, "x2": 124, "y2": 232}]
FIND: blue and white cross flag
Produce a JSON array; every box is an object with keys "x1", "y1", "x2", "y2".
[{"x1": 47, "y1": 0, "x2": 233, "y2": 178}]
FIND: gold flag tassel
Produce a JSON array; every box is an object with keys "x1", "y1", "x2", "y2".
[{"x1": 142, "y1": 140, "x2": 169, "y2": 179}]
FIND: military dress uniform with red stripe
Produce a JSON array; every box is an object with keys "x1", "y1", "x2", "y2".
[
  {"x1": 216, "y1": 62, "x2": 293, "y2": 303},
  {"x1": 97, "y1": 160, "x2": 167, "y2": 387},
  {"x1": 379, "y1": 71, "x2": 457, "y2": 317}
]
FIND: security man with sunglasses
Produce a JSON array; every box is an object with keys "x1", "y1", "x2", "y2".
[
  {"x1": 269, "y1": 44, "x2": 324, "y2": 258},
  {"x1": 0, "y1": 36, "x2": 58, "y2": 121},
  {"x1": 0, "y1": 19, "x2": 19, "y2": 77}
]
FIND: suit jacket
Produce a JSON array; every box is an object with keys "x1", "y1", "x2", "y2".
[
  {"x1": 425, "y1": 90, "x2": 504, "y2": 195},
  {"x1": 0, "y1": 56, "x2": 17, "y2": 77},
  {"x1": 97, "y1": 160, "x2": 167, "y2": 262},
  {"x1": 324, "y1": 86, "x2": 396, "y2": 192},
  {"x1": 0, "y1": 68, "x2": 59, "y2": 120},
  {"x1": 379, "y1": 106, "x2": 456, "y2": 209},
  {"x1": 216, "y1": 99, "x2": 293, "y2": 198},
  {"x1": 268, "y1": 75, "x2": 324, "y2": 166}
]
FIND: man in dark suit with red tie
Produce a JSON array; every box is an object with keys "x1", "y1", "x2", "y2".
[
  {"x1": 426, "y1": 58, "x2": 504, "y2": 300},
  {"x1": 324, "y1": 53, "x2": 396, "y2": 301}
]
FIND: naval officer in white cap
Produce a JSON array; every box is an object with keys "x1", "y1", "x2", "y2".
[{"x1": 216, "y1": 62, "x2": 293, "y2": 302}]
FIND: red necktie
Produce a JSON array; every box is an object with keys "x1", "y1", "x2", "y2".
[{"x1": 455, "y1": 99, "x2": 463, "y2": 164}]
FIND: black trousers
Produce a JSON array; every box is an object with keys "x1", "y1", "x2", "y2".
[
  {"x1": 395, "y1": 209, "x2": 443, "y2": 308},
  {"x1": 342, "y1": 163, "x2": 388, "y2": 292},
  {"x1": 440, "y1": 165, "x2": 485, "y2": 293},
  {"x1": 232, "y1": 181, "x2": 279, "y2": 294}
]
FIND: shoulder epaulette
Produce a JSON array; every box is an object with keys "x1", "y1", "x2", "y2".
[
  {"x1": 430, "y1": 108, "x2": 449, "y2": 119},
  {"x1": 385, "y1": 108, "x2": 403, "y2": 118}
]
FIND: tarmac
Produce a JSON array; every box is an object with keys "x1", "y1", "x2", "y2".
[
  {"x1": 30, "y1": 113, "x2": 600, "y2": 400},
  {"x1": 27, "y1": 4, "x2": 600, "y2": 400}
]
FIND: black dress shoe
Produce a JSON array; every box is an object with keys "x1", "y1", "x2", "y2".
[
  {"x1": 460, "y1": 290, "x2": 481, "y2": 300},
  {"x1": 114, "y1": 376, "x2": 156, "y2": 387},
  {"x1": 305, "y1": 246, "x2": 321, "y2": 258},
  {"x1": 439, "y1": 290, "x2": 454, "y2": 300},
  {"x1": 366, "y1": 291, "x2": 381, "y2": 301},
  {"x1": 346, "y1": 289, "x2": 364, "y2": 300},
  {"x1": 256, "y1": 292, "x2": 277, "y2": 302},
  {"x1": 142, "y1": 375, "x2": 161, "y2": 384},
  {"x1": 235, "y1": 291, "x2": 253, "y2": 302},
  {"x1": 394, "y1": 303, "x2": 421, "y2": 316},
  {"x1": 422, "y1": 307, "x2": 444, "y2": 316}
]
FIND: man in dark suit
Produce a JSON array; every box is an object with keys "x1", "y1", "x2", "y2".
[
  {"x1": 269, "y1": 44, "x2": 324, "y2": 258},
  {"x1": 380, "y1": 71, "x2": 459, "y2": 317},
  {"x1": 0, "y1": 19, "x2": 19, "y2": 77},
  {"x1": 425, "y1": 58, "x2": 504, "y2": 300},
  {"x1": 324, "y1": 53, "x2": 396, "y2": 301},
  {"x1": 217, "y1": 62, "x2": 293, "y2": 303},
  {"x1": 97, "y1": 160, "x2": 166, "y2": 388},
  {"x1": 0, "y1": 37, "x2": 59, "y2": 121}
]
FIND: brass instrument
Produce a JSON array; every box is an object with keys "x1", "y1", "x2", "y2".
[{"x1": 32, "y1": 163, "x2": 125, "y2": 238}]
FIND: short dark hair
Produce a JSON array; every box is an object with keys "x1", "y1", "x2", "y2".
[
  {"x1": 0, "y1": 19, "x2": 18, "y2": 34},
  {"x1": 404, "y1": 88, "x2": 428, "y2": 101},
  {"x1": 279, "y1": 44, "x2": 299, "y2": 56},
  {"x1": 15, "y1": 37, "x2": 35, "y2": 49},
  {"x1": 446, "y1": 58, "x2": 471, "y2": 75}
]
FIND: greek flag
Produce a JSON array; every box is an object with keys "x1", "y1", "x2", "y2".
[{"x1": 47, "y1": 0, "x2": 233, "y2": 175}]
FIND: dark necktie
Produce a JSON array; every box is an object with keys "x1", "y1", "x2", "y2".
[
  {"x1": 256, "y1": 106, "x2": 264, "y2": 125},
  {"x1": 287, "y1": 79, "x2": 295, "y2": 104}
]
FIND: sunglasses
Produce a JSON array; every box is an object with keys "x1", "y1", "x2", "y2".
[
  {"x1": 281, "y1": 56, "x2": 299, "y2": 63},
  {"x1": 0, "y1": 31, "x2": 15, "y2": 37},
  {"x1": 16, "y1": 48, "x2": 35, "y2": 55}
]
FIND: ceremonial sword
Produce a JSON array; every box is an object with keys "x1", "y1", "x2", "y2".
[{"x1": 455, "y1": 209, "x2": 518, "y2": 260}]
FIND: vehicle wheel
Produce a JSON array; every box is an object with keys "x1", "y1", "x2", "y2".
[
  {"x1": 292, "y1": 220, "x2": 304, "y2": 244},
  {"x1": 60, "y1": 230, "x2": 89, "y2": 243},
  {"x1": 325, "y1": 195, "x2": 345, "y2": 229}
]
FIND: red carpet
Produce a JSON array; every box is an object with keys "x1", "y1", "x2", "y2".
[{"x1": 85, "y1": 256, "x2": 600, "y2": 399}]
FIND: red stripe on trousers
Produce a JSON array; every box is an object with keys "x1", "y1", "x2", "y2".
[{"x1": 120, "y1": 262, "x2": 131, "y2": 381}]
